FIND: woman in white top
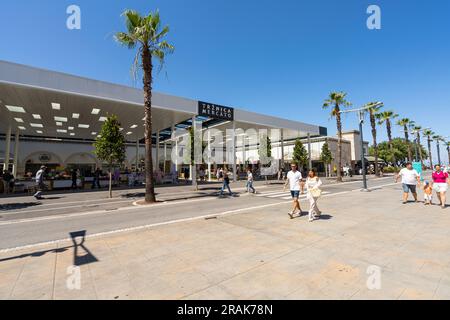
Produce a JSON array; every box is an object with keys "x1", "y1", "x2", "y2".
[{"x1": 305, "y1": 169, "x2": 323, "y2": 222}]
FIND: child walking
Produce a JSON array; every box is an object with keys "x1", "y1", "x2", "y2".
[{"x1": 424, "y1": 181, "x2": 433, "y2": 205}]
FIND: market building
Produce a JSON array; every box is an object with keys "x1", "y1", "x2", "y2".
[{"x1": 0, "y1": 60, "x2": 332, "y2": 192}]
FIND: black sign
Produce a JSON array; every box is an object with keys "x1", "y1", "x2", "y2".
[{"x1": 198, "y1": 101, "x2": 234, "y2": 121}]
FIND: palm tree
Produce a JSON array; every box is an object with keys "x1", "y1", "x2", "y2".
[
  {"x1": 377, "y1": 110, "x2": 399, "y2": 165},
  {"x1": 413, "y1": 125, "x2": 425, "y2": 168},
  {"x1": 397, "y1": 118, "x2": 413, "y2": 162},
  {"x1": 115, "y1": 9, "x2": 174, "y2": 203},
  {"x1": 433, "y1": 134, "x2": 443, "y2": 166},
  {"x1": 323, "y1": 92, "x2": 352, "y2": 182},
  {"x1": 423, "y1": 129, "x2": 434, "y2": 169},
  {"x1": 447, "y1": 142, "x2": 450, "y2": 166},
  {"x1": 366, "y1": 102, "x2": 383, "y2": 176}
]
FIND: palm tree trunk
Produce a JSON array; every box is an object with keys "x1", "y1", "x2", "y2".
[
  {"x1": 335, "y1": 107, "x2": 343, "y2": 182},
  {"x1": 142, "y1": 46, "x2": 156, "y2": 203},
  {"x1": 417, "y1": 133, "x2": 424, "y2": 169},
  {"x1": 386, "y1": 119, "x2": 396, "y2": 165},
  {"x1": 404, "y1": 126, "x2": 412, "y2": 161},
  {"x1": 427, "y1": 137, "x2": 433, "y2": 169},
  {"x1": 370, "y1": 113, "x2": 379, "y2": 176}
]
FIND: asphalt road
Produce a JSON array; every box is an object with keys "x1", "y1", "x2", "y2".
[{"x1": 0, "y1": 176, "x2": 398, "y2": 251}]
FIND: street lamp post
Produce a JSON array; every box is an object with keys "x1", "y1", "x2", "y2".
[
  {"x1": 340, "y1": 102, "x2": 383, "y2": 192},
  {"x1": 359, "y1": 110, "x2": 368, "y2": 191}
]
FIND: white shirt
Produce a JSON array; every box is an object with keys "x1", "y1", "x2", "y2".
[
  {"x1": 399, "y1": 168, "x2": 420, "y2": 185},
  {"x1": 287, "y1": 170, "x2": 302, "y2": 191},
  {"x1": 247, "y1": 172, "x2": 253, "y2": 182}
]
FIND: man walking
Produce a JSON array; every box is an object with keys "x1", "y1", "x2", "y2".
[
  {"x1": 2, "y1": 170, "x2": 13, "y2": 194},
  {"x1": 246, "y1": 167, "x2": 256, "y2": 194},
  {"x1": 220, "y1": 168, "x2": 233, "y2": 197},
  {"x1": 395, "y1": 162, "x2": 421, "y2": 204},
  {"x1": 33, "y1": 166, "x2": 47, "y2": 200},
  {"x1": 284, "y1": 163, "x2": 303, "y2": 219}
]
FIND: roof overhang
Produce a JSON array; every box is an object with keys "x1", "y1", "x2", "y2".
[{"x1": 0, "y1": 60, "x2": 323, "y2": 142}]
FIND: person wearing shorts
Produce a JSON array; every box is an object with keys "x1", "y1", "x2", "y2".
[
  {"x1": 284, "y1": 163, "x2": 303, "y2": 219},
  {"x1": 395, "y1": 162, "x2": 421, "y2": 204},
  {"x1": 432, "y1": 164, "x2": 449, "y2": 209}
]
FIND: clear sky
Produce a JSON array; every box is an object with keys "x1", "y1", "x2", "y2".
[{"x1": 1, "y1": 0, "x2": 449, "y2": 158}]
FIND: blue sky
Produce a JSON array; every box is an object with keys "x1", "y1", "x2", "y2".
[{"x1": 1, "y1": 0, "x2": 450, "y2": 158}]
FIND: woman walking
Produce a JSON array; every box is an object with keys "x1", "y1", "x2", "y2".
[
  {"x1": 432, "y1": 164, "x2": 450, "y2": 209},
  {"x1": 305, "y1": 169, "x2": 323, "y2": 222}
]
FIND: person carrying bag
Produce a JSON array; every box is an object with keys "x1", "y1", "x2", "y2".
[{"x1": 306, "y1": 169, "x2": 323, "y2": 222}]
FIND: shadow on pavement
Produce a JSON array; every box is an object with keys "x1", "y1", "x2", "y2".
[
  {"x1": 70, "y1": 231, "x2": 99, "y2": 266},
  {"x1": 0, "y1": 231, "x2": 99, "y2": 267},
  {"x1": 0, "y1": 202, "x2": 42, "y2": 211}
]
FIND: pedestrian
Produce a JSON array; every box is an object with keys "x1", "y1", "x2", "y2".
[
  {"x1": 432, "y1": 164, "x2": 449, "y2": 209},
  {"x1": 71, "y1": 168, "x2": 78, "y2": 189},
  {"x1": 218, "y1": 168, "x2": 224, "y2": 181},
  {"x1": 305, "y1": 169, "x2": 323, "y2": 222},
  {"x1": 246, "y1": 167, "x2": 256, "y2": 194},
  {"x1": 423, "y1": 181, "x2": 433, "y2": 206},
  {"x1": 284, "y1": 163, "x2": 303, "y2": 219},
  {"x1": 395, "y1": 162, "x2": 421, "y2": 204},
  {"x1": 300, "y1": 167, "x2": 307, "y2": 194},
  {"x1": 92, "y1": 168, "x2": 102, "y2": 189},
  {"x1": 33, "y1": 166, "x2": 47, "y2": 200},
  {"x1": 2, "y1": 170, "x2": 13, "y2": 194},
  {"x1": 220, "y1": 168, "x2": 233, "y2": 196}
]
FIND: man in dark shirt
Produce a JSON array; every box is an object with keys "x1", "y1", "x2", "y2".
[
  {"x1": 2, "y1": 170, "x2": 13, "y2": 194},
  {"x1": 71, "y1": 169, "x2": 78, "y2": 189},
  {"x1": 92, "y1": 168, "x2": 102, "y2": 189}
]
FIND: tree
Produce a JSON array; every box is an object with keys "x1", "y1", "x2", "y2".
[
  {"x1": 93, "y1": 115, "x2": 126, "y2": 198},
  {"x1": 413, "y1": 125, "x2": 425, "y2": 168},
  {"x1": 323, "y1": 92, "x2": 352, "y2": 182},
  {"x1": 320, "y1": 141, "x2": 333, "y2": 177},
  {"x1": 433, "y1": 134, "x2": 443, "y2": 166},
  {"x1": 370, "y1": 138, "x2": 427, "y2": 165},
  {"x1": 292, "y1": 138, "x2": 309, "y2": 171},
  {"x1": 423, "y1": 129, "x2": 435, "y2": 168},
  {"x1": 365, "y1": 102, "x2": 383, "y2": 176},
  {"x1": 396, "y1": 118, "x2": 414, "y2": 161},
  {"x1": 115, "y1": 9, "x2": 174, "y2": 203},
  {"x1": 259, "y1": 134, "x2": 272, "y2": 182},
  {"x1": 377, "y1": 111, "x2": 398, "y2": 152}
]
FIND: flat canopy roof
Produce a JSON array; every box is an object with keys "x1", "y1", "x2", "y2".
[{"x1": 0, "y1": 60, "x2": 325, "y2": 142}]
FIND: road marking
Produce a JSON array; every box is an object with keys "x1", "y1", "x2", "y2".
[{"x1": 0, "y1": 199, "x2": 135, "y2": 216}]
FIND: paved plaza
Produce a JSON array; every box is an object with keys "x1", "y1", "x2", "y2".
[{"x1": 1, "y1": 178, "x2": 450, "y2": 300}]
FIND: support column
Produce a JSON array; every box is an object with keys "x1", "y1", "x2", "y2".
[
  {"x1": 13, "y1": 129, "x2": 19, "y2": 177},
  {"x1": 155, "y1": 131, "x2": 160, "y2": 172},
  {"x1": 280, "y1": 129, "x2": 285, "y2": 170},
  {"x1": 307, "y1": 132, "x2": 312, "y2": 170},
  {"x1": 207, "y1": 129, "x2": 212, "y2": 182},
  {"x1": 3, "y1": 125, "x2": 11, "y2": 171},
  {"x1": 191, "y1": 116, "x2": 198, "y2": 190},
  {"x1": 242, "y1": 136, "x2": 246, "y2": 170},
  {"x1": 232, "y1": 121, "x2": 237, "y2": 182},
  {"x1": 163, "y1": 142, "x2": 167, "y2": 173},
  {"x1": 135, "y1": 138, "x2": 139, "y2": 171}
]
